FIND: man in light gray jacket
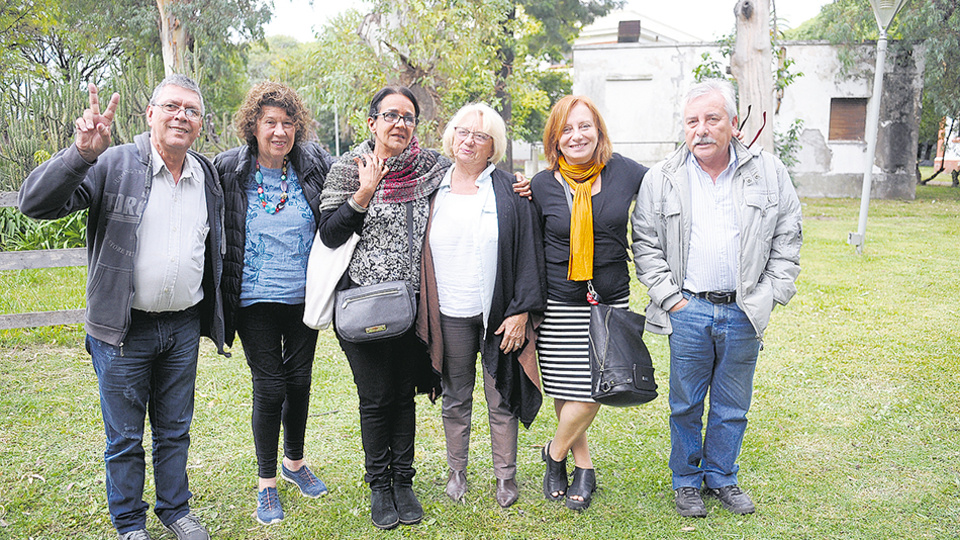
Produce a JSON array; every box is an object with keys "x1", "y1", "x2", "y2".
[
  {"x1": 18, "y1": 75, "x2": 222, "y2": 540},
  {"x1": 631, "y1": 78, "x2": 802, "y2": 518}
]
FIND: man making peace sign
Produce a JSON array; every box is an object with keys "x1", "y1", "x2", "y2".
[{"x1": 18, "y1": 74, "x2": 225, "y2": 540}]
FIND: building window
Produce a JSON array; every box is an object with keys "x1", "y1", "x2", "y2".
[{"x1": 829, "y1": 98, "x2": 868, "y2": 141}]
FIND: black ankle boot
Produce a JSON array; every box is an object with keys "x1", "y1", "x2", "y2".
[
  {"x1": 370, "y1": 484, "x2": 399, "y2": 530},
  {"x1": 542, "y1": 440, "x2": 568, "y2": 501},
  {"x1": 393, "y1": 483, "x2": 423, "y2": 525}
]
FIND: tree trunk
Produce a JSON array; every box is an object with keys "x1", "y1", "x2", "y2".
[
  {"x1": 156, "y1": 0, "x2": 188, "y2": 75},
  {"x1": 494, "y1": 7, "x2": 515, "y2": 173},
  {"x1": 730, "y1": 0, "x2": 775, "y2": 152}
]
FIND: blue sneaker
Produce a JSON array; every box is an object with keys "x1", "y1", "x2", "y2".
[
  {"x1": 281, "y1": 463, "x2": 329, "y2": 498},
  {"x1": 256, "y1": 487, "x2": 284, "y2": 525}
]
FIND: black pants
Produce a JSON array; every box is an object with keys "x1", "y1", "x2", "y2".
[
  {"x1": 337, "y1": 327, "x2": 425, "y2": 487},
  {"x1": 236, "y1": 302, "x2": 318, "y2": 479}
]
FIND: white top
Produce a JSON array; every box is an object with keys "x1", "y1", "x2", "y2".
[
  {"x1": 683, "y1": 147, "x2": 740, "y2": 294},
  {"x1": 131, "y1": 144, "x2": 208, "y2": 312},
  {"x1": 430, "y1": 164, "x2": 499, "y2": 323}
]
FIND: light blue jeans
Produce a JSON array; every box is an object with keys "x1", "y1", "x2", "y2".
[{"x1": 667, "y1": 293, "x2": 760, "y2": 490}]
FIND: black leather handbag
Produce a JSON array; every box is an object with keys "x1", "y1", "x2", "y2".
[{"x1": 588, "y1": 302, "x2": 658, "y2": 406}]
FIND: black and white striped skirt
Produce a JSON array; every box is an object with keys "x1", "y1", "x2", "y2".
[{"x1": 537, "y1": 298, "x2": 629, "y2": 402}]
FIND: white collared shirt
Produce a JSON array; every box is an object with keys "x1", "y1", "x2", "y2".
[
  {"x1": 683, "y1": 146, "x2": 740, "y2": 293},
  {"x1": 430, "y1": 163, "x2": 499, "y2": 325},
  {"x1": 131, "y1": 144, "x2": 208, "y2": 312}
]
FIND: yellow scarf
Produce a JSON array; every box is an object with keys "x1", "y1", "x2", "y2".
[{"x1": 558, "y1": 155, "x2": 604, "y2": 281}]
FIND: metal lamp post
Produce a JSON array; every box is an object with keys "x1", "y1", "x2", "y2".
[{"x1": 847, "y1": 0, "x2": 909, "y2": 254}]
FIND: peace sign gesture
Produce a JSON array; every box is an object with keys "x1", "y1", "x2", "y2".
[{"x1": 75, "y1": 83, "x2": 120, "y2": 163}]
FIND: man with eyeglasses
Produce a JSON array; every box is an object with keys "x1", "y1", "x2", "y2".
[{"x1": 18, "y1": 74, "x2": 224, "y2": 540}]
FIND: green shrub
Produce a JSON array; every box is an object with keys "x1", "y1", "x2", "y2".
[{"x1": 0, "y1": 207, "x2": 86, "y2": 251}]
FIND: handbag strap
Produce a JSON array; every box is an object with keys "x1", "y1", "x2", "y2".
[{"x1": 405, "y1": 201, "x2": 415, "y2": 277}]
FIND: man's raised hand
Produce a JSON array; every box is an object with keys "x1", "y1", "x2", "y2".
[{"x1": 75, "y1": 83, "x2": 120, "y2": 163}]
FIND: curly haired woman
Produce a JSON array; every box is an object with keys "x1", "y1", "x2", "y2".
[{"x1": 215, "y1": 81, "x2": 334, "y2": 525}]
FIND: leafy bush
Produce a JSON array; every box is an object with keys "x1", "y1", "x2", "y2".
[{"x1": 0, "y1": 207, "x2": 86, "y2": 251}]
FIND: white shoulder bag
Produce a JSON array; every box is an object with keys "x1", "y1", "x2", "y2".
[{"x1": 303, "y1": 232, "x2": 360, "y2": 330}]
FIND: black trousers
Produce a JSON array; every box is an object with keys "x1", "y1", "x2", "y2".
[
  {"x1": 236, "y1": 302, "x2": 318, "y2": 479},
  {"x1": 337, "y1": 327, "x2": 425, "y2": 487}
]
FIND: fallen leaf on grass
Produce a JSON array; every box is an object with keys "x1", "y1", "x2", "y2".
[{"x1": 24, "y1": 473, "x2": 45, "y2": 484}]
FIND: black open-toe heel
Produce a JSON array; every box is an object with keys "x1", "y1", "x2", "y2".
[
  {"x1": 565, "y1": 467, "x2": 596, "y2": 511},
  {"x1": 541, "y1": 440, "x2": 568, "y2": 501}
]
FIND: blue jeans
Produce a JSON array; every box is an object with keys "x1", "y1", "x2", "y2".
[
  {"x1": 667, "y1": 294, "x2": 760, "y2": 490},
  {"x1": 86, "y1": 306, "x2": 201, "y2": 533}
]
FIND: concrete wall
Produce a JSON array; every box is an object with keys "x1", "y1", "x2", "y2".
[{"x1": 572, "y1": 40, "x2": 925, "y2": 199}]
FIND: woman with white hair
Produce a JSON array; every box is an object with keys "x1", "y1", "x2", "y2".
[{"x1": 416, "y1": 103, "x2": 546, "y2": 508}]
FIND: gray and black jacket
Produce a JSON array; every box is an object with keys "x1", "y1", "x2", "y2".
[{"x1": 17, "y1": 133, "x2": 226, "y2": 353}]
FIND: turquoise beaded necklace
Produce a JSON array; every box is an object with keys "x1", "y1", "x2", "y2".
[{"x1": 254, "y1": 158, "x2": 288, "y2": 214}]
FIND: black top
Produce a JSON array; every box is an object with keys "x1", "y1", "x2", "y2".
[{"x1": 531, "y1": 153, "x2": 648, "y2": 303}]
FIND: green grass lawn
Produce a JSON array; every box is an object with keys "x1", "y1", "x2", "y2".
[{"x1": 2, "y1": 186, "x2": 959, "y2": 539}]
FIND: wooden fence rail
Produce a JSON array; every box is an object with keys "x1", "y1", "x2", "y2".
[{"x1": 0, "y1": 191, "x2": 86, "y2": 330}]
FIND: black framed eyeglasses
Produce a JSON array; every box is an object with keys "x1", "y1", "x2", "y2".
[{"x1": 372, "y1": 111, "x2": 418, "y2": 128}]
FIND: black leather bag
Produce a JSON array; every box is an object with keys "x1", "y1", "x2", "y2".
[{"x1": 588, "y1": 303, "x2": 658, "y2": 406}]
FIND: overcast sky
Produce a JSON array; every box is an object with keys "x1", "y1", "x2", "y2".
[{"x1": 265, "y1": 0, "x2": 835, "y2": 43}]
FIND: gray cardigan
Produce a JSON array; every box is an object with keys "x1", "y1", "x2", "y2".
[{"x1": 18, "y1": 133, "x2": 226, "y2": 352}]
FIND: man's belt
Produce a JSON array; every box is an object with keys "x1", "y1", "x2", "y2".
[{"x1": 687, "y1": 290, "x2": 737, "y2": 304}]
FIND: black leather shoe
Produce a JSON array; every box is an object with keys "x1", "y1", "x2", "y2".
[
  {"x1": 445, "y1": 469, "x2": 467, "y2": 502},
  {"x1": 495, "y1": 477, "x2": 519, "y2": 508},
  {"x1": 674, "y1": 486, "x2": 707, "y2": 518},
  {"x1": 708, "y1": 484, "x2": 755, "y2": 515},
  {"x1": 541, "y1": 440, "x2": 567, "y2": 500},
  {"x1": 370, "y1": 486, "x2": 399, "y2": 530},
  {"x1": 393, "y1": 483, "x2": 423, "y2": 525},
  {"x1": 564, "y1": 467, "x2": 596, "y2": 511}
]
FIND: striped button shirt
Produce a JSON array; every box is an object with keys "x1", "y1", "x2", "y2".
[{"x1": 682, "y1": 147, "x2": 739, "y2": 294}]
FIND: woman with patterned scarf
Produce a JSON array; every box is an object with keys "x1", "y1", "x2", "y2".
[
  {"x1": 530, "y1": 95, "x2": 649, "y2": 511},
  {"x1": 317, "y1": 86, "x2": 449, "y2": 530}
]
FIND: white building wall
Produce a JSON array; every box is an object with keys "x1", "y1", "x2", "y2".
[
  {"x1": 573, "y1": 42, "x2": 717, "y2": 165},
  {"x1": 572, "y1": 40, "x2": 923, "y2": 199}
]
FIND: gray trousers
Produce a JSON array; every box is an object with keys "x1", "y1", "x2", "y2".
[{"x1": 440, "y1": 314, "x2": 519, "y2": 480}]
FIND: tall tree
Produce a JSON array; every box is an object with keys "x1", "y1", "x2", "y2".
[
  {"x1": 731, "y1": 0, "x2": 775, "y2": 152},
  {"x1": 496, "y1": 0, "x2": 619, "y2": 164},
  {"x1": 304, "y1": 0, "x2": 617, "y2": 161},
  {"x1": 0, "y1": 0, "x2": 158, "y2": 84},
  {"x1": 154, "y1": 0, "x2": 273, "y2": 110},
  {"x1": 306, "y1": 0, "x2": 518, "y2": 148},
  {"x1": 157, "y1": 0, "x2": 190, "y2": 74}
]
